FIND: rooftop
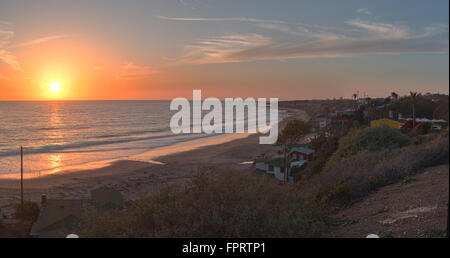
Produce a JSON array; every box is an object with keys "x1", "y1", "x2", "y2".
[{"x1": 289, "y1": 147, "x2": 314, "y2": 155}]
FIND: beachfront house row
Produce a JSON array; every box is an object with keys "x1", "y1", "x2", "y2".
[{"x1": 358, "y1": 98, "x2": 370, "y2": 105}]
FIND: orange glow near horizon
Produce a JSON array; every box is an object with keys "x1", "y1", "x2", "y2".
[
  {"x1": 0, "y1": 38, "x2": 138, "y2": 100},
  {"x1": 1, "y1": 34, "x2": 447, "y2": 101},
  {"x1": 0, "y1": 35, "x2": 184, "y2": 101}
]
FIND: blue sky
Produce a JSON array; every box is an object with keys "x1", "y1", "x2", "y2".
[{"x1": 0, "y1": 0, "x2": 448, "y2": 100}]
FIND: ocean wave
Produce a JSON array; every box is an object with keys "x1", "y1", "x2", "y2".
[
  {"x1": 90, "y1": 128, "x2": 168, "y2": 139},
  {"x1": 36, "y1": 125, "x2": 91, "y2": 131},
  {"x1": 0, "y1": 132, "x2": 198, "y2": 158}
]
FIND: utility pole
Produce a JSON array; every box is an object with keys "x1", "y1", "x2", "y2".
[
  {"x1": 283, "y1": 144, "x2": 288, "y2": 184},
  {"x1": 20, "y1": 146, "x2": 23, "y2": 212}
]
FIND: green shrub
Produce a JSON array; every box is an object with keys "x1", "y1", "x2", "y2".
[
  {"x1": 415, "y1": 122, "x2": 432, "y2": 135},
  {"x1": 414, "y1": 133, "x2": 439, "y2": 145},
  {"x1": 302, "y1": 136, "x2": 448, "y2": 206},
  {"x1": 327, "y1": 126, "x2": 412, "y2": 166},
  {"x1": 277, "y1": 119, "x2": 311, "y2": 144},
  {"x1": 303, "y1": 133, "x2": 341, "y2": 178},
  {"x1": 78, "y1": 170, "x2": 329, "y2": 238},
  {"x1": 327, "y1": 183, "x2": 352, "y2": 203}
]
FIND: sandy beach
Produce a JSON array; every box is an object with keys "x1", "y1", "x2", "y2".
[{"x1": 0, "y1": 108, "x2": 309, "y2": 211}]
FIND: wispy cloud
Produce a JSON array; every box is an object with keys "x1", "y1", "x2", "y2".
[
  {"x1": 356, "y1": 8, "x2": 372, "y2": 15},
  {"x1": 0, "y1": 27, "x2": 14, "y2": 47},
  {"x1": 157, "y1": 15, "x2": 344, "y2": 32},
  {"x1": 346, "y1": 19, "x2": 408, "y2": 38},
  {"x1": 13, "y1": 34, "x2": 67, "y2": 48},
  {"x1": 117, "y1": 62, "x2": 159, "y2": 80},
  {"x1": 0, "y1": 49, "x2": 22, "y2": 71},
  {"x1": 175, "y1": 19, "x2": 448, "y2": 64},
  {"x1": 178, "y1": 34, "x2": 273, "y2": 64},
  {"x1": 1, "y1": 21, "x2": 67, "y2": 72},
  {"x1": 0, "y1": 22, "x2": 23, "y2": 72},
  {"x1": 159, "y1": 13, "x2": 448, "y2": 64},
  {"x1": 158, "y1": 16, "x2": 273, "y2": 23},
  {"x1": 255, "y1": 23, "x2": 307, "y2": 36}
]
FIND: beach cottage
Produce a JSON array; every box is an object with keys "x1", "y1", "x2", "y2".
[
  {"x1": 267, "y1": 156, "x2": 286, "y2": 181},
  {"x1": 289, "y1": 146, "x2": 314, "y2": 162},
  {"x1": 30, "y1": 187, "x2": 124, "y2": 238}
]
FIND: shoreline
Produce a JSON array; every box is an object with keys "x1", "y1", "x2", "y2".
[
  {"x1": 0, "y1": 132, "x2": 252, "y2": 180},
  {"x1": 0, "y1": 133, "x2": 279, "y2": 209},
  {"x1": 0, "y1": 108, "x2": 309, "y2": 209},
  {"x1": 0, "y1": 109, "x2": 294, "y2": 180}
]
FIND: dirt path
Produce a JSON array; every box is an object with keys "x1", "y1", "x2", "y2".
[{"x1": 333, "y1": 164, "x2": 449, "y2": 238}]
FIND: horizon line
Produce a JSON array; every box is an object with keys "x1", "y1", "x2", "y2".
[{"x1": 0, "y1": 92, "x2": 448, "y2": 102}]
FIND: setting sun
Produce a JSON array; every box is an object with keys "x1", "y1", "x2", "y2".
[
  {"x1": 48, "y1": 81, "x2": 61, "y2": 93},
  {"x1": 43, "y1": 80, "x2": 65, "y2": 98}
]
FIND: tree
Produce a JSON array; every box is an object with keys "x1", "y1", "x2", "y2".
[
  {"x1": 277, "y1": 120, "x2": 311, "y2": 144},
  {"x1": 433, "y1": 97, "x2": 449, "y2": 122},
  {"x1": 277, "y1": 120, "x2": 311, "y2": 183},
  {"x1": 352, "y1": 107, "x2": 366, "y2": 126},
  {"x1": 367, "y1": 98, "x2": 377, "y2": 122},
  {"x1": 390, "y1": 93, "x2": 438, "y2": 119},
  {"x1": 410, "y1": 91, "x2": 419, "y2": 128},
  {"x1": 352, "y1": 93, "x2": 358, "y2": 109}
]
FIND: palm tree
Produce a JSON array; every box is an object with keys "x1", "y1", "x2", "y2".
[
  {"x1": 353, "y1": 93, "x2": 358, "y2": 107},
  {"x1": 391, "y1": 92, "x2": 398, "y2": 102},
  {"x1": 410, "y1": 91, "x2": 418, "y2": 128}
]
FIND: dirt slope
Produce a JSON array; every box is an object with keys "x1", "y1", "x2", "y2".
[{"x1": 333, "y1": 165, "x2": 449, "y2": 238}]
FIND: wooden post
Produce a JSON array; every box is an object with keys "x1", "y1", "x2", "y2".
[{"x1": 20, "y1": 146, "x2": 23, "y2": 211}]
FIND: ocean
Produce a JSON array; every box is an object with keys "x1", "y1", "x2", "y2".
[{"x1": 0, "y1": 101, "x2": 282, "y2": 178}]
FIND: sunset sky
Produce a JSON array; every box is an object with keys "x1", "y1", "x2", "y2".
[{"x1": 0, "y1": 0, "x2": 448, "y2": 100}]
